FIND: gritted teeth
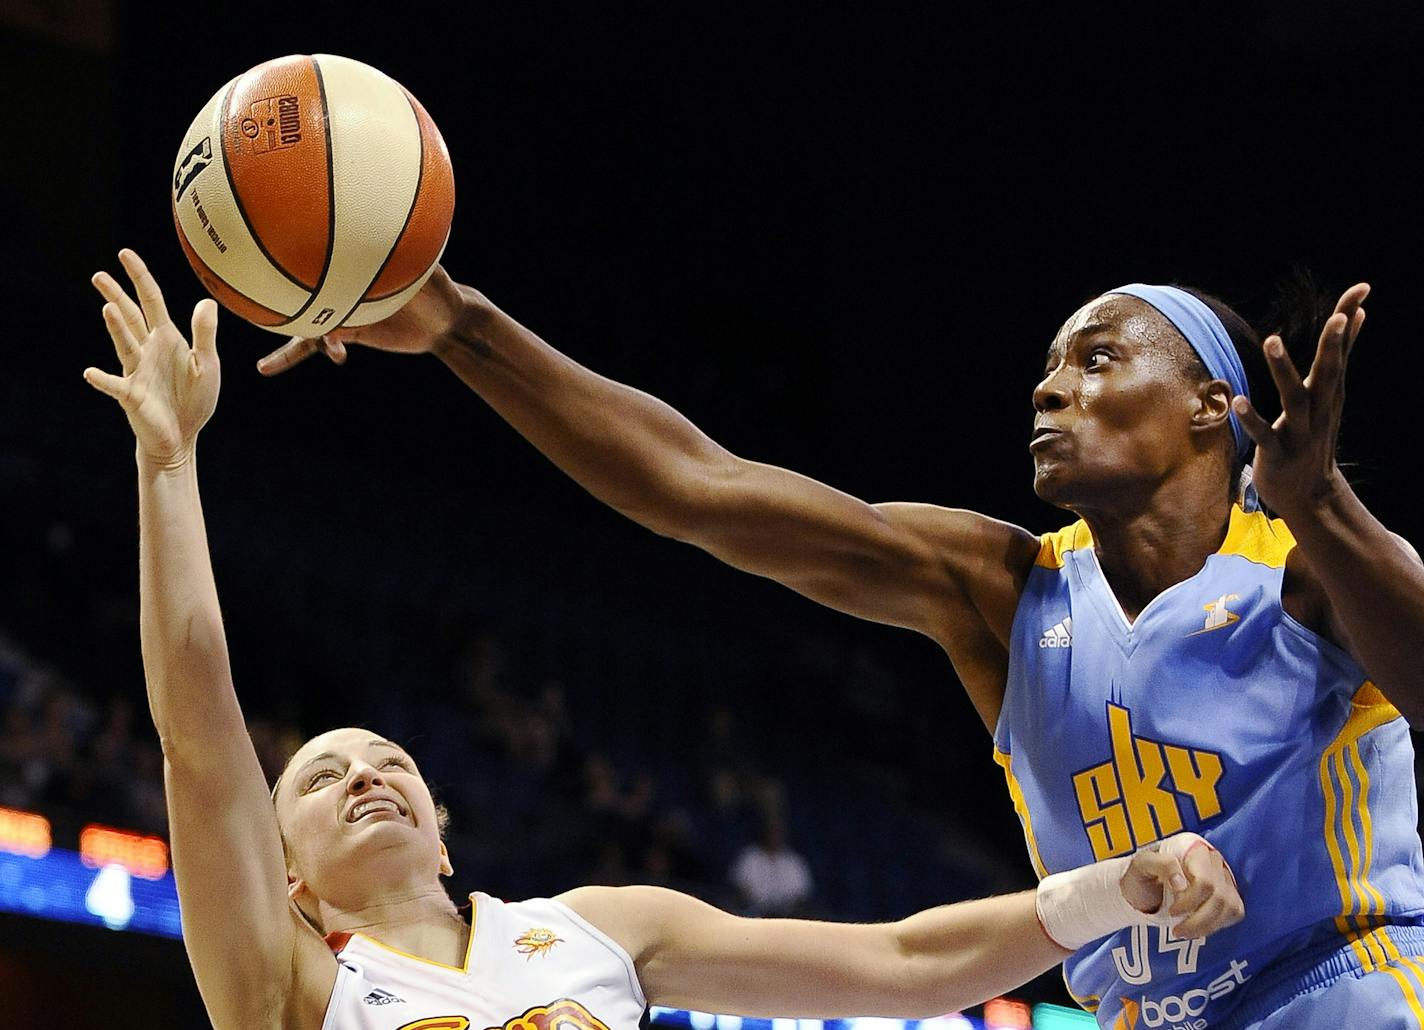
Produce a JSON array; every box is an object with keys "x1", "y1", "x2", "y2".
[{"x1": 347, "y1": 798, "x2": 407, "y2": 823}]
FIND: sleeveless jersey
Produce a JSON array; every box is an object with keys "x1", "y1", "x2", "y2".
[
  {"x1": 321, "y1": 892, "x2": 647, "y2": 1030},
  {"x1": 994, "y1": 504, "x2": 1424, "y2": 1029}
]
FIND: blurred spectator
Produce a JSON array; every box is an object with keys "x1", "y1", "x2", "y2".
[{"x1": 729, "y1": 806, "x2": 814, "y2": 916}]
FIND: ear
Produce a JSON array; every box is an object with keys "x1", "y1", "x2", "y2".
[
  {"x1": 1192, "y1": 378, "x2": 1234, "y2": 432},
  {"x1": 439, "y1": 841, "x2": 454, "y2": 878}
]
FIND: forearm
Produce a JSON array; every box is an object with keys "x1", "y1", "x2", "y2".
[
  {"x1": 1285, "y1": 478, "x2": 1424, "y2": 721},
  {"x1": 137, "y1": 450, "x2": 243, "y2": 756},
  {"x1": 643, "y1": 892, "x2": 1066, "y2": 1019},
  {"x1": 432, "y1": 289, "x2": 731, "y2": 535},
  {"x1": 887, "y1": 891, "x2": 1068, "y2": 1016}
]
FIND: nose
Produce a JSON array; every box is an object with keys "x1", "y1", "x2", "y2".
[
  {"x1": 1033, "y1": 363, "x2": 1070, "y2": 413},
  {"x1": 347, "y1": 762, "x2": 386, "y2": 795}
]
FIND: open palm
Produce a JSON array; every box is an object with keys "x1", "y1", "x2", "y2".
[{"x1": 84, "y1": 249, "x2": 221, "y2": 466}]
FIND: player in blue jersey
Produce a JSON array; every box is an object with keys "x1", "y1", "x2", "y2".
[{"x1": 260, "y1": 264, "x2": 1424, "y2": 1028}]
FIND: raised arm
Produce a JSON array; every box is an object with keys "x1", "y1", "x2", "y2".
[
  {"x1": 1234, "y1": 285, "x2": 1424, "y2": 725},
  {"x1": 258, "y1": 273, "x2": 1039, "y2": 726},
  {"x1": 561, "y1": 833, "x2": 1242, "y2": 1018},
  {"x1": 85, "y1": 251, "x2": 334, "y2": 1029}
]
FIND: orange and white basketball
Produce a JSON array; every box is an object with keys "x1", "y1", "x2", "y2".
[{"x1": 170, "y1": 54, "x2": 454, "y2": 336}]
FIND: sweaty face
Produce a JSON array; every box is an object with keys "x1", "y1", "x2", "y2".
[
  {"x1": 1030, "y1": 295, "x2": 1213, "y2": 509},
  {"x1": 274, "y1": 728, "x2": 450, "y2": 910}
]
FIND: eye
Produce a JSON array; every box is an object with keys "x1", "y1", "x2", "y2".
[
  {"x1": 1084, "y1": 347, "x2": 1113, "y2": 370},
  {"x1": 380, "y1": 756, "x2": 411, "y2": 772},
  {"x1": 304, "y1": 768, "x2": 340, "y2": 791}
]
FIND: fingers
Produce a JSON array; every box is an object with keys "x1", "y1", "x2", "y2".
[
  {"x1": 191, "y1": 298, "x2": 219, "y2": 361},
  {"x1": 1333, "y1": 282, "x2": 1370, "y2": 318},
  {"x1": 256, "y1": 336, "x2": 320, "y2": 376},
  {"x1": 1345, "y1": 306, "x2": 1366, "y2": 361},
  {"x1": 1261, "y1": 334, "x2": 1308, "y2": 416},
  {"x1": 82, "y1": 366, "x2": 132, "y2": 404},
  {"x1": 92, "y1": 270, "x2": 150, "y2": 342},
  {"x1": 255, "y1": 335, "x2": 345, "y2": 375},
  {"x1": 1232, "y1": 395, "x2": 1274, "y2": 448},
  {"x1": 1303, "y1": 312, "x2": 1349, "y2": 402},
  {"x1": 1174, "y1": 893, "x2": 1244, "y2": 939},
  {"x1": 101, "y1": 303, "x2": 141, "y2": 368},
  {"x1": 118, "y1": 249, "x2": 171, "y2": 332},
  {"x1": 1167, "y1": 842, "x2": 1245, "y2": 938},
  {"x1": 1166, "y1": 841, "x2": 1219, "y2": 918}
]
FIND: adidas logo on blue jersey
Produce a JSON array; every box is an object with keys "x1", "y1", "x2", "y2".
[
  {"x1": 363, "y1": 988, "x2": 405, "y2": 1006},
  {"x1": 1039, "y1": 617, "x2": 1072, "y2": 648}
]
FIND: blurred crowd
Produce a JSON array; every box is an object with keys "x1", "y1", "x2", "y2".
[{"x1": 0, "y1": 605, "x2": 1011, "y2": 921}]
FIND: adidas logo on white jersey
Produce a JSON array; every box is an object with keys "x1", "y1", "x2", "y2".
[
  {"x1": 1039, "y1": 617, "x2": 1072, "y2": 649},
  {"x1": 363, "y1": 988, "x2": 405, "y2": 1006}
]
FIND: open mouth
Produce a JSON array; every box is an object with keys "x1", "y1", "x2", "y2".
[{"x1": 347, "y1": 798, "x2": 408, "y2": 823}]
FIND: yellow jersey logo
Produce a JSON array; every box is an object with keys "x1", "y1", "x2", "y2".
[
  {"x1": 489, "y1": 1000, "x2": 611, "y2": 1030},
  {"x1": 1073, "y1": 702, "x2": 1225, "y2": 860},
  {"x1": 1188, "y1": 593, "x2": 1241, "y2": 636}
]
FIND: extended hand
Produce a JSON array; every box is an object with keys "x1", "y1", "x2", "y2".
[
  {"x1": 255, "y1": 265, "x2": 465, "y2": 376},
  {"x1": 85, "y1": 249, "x2": 220, "y2": 467},
  {"x1": 1122, "y1": 833, "x2": 1245, "y2": 939},
  {"x1": 1233, "y1": 283, "x2": 1369, "y2": 519}
]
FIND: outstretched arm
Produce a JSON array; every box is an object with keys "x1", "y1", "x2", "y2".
[
  {"x1": 85, "y1": 252, "x2": 334, "y2": 1029},
  {"x1": 258, "y1": 273, "x2": 1039, "y2": 727},
  {"x1": 1235, "y1": 285, "x2": 1424, "y2": 724},
  {"x1": 562, "y1": 834, "x2": 1242, "y2": 1018}
]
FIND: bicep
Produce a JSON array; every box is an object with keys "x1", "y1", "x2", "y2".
[{"x1": 164, "y1": 744, "x2": 333, "y2": 1027}]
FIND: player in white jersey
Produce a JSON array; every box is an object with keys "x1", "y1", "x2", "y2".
[{"x1": 83, "y1": 251, "x2": 1243, "y2": 1030}]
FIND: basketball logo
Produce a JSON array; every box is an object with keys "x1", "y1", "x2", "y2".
[
  {"x1": 173, "y1": 136, "x2": 212, "y2": 198},
  {"x1": 238, "y1": 95, "x2": 302, "y2": 153}
]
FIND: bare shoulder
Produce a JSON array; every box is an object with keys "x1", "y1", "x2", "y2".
[{"x1": 557, "y1": 885, "x2": 689, "y2": 965}]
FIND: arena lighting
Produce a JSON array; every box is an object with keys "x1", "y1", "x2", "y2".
[
  {"x1": 79, "y1": 823, "x2": 170, "y2": 880},
  {"x1": 1028, "y1": 1006, "x2": 1097, "y2": 1029},
  {"x1": 0, "y1": 806, "x2": 51, "y2": 859},
  {"x1": 647, "y1": 1003, "x2": 1077, "y2": 1030},
  {"x1": 983, "y1": 998, "x2": 1032, "y2": 1029}
]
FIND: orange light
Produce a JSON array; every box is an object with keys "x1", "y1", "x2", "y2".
[
  {"x1": 984, "y1": 997, "x2": 1033, "y2": 1029},
  {"x1": 0, "y1": 807, "x2": 51, "y2": 859},
  {"x1": 79, "y1": 824, "x2": 169, "y2": 880}
]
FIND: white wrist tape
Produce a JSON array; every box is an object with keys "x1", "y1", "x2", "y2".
[{"x1": 1035, "y1": 832, "x2": 1211, "y2": 950}]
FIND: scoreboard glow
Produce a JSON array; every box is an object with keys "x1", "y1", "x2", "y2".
[
  {"x1": 0, "y1": 805, "x2": 181, "y2": 938},
  {"x1": 0, "y1": 807, "x2": 1094, "y2": 1028}
]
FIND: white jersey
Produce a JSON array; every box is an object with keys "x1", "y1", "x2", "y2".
[{"x1": 320, "y1": 892, "x2": 648, "y2": 1030}]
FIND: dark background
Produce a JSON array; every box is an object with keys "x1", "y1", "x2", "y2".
[{"x1": 2, "y1": 0, "x2": 1423, "y2": 1024}]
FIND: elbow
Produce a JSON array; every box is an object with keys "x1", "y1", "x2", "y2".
[{"x1": 623, "y1": 452, "x2": 743, "y2": 544}]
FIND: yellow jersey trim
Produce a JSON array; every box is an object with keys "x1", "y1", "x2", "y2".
[
  {"x1": 1036, "y1": 504, "x2": 1295, "y2": 572},
  {"x1": 1217, "y1": 504, "x2": 1295, "y2": 569},
  {"x1": 350, "y1": 893, "x2": 479, "y2": 974},
  {"x1": 1319, "y1": 681, "x2": 1401, "y2": 972},
  {"x1": 1035, "y1": 521, "x2": 1093, "y2": 569},
  {"x1": 993, "y1": 746, "x2": 1049, "y2": 879}
]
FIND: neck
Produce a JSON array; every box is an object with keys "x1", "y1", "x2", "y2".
[
  {"x1": 1074, "y1": 473, "x2": 1234, "y2": 621},
  {"x1": 316, "y1": 884, "x2": 469, "y2": 967}
]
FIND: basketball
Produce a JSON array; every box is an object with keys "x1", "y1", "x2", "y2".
[{"x1": 170, "y1": 54, "x2": 454, "y2": 336}]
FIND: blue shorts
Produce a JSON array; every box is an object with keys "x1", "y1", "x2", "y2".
[{"x1": 1220, "y1": 924, "x2": 1424, "y2": 1029}]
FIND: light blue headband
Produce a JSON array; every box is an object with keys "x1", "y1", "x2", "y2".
[{"x1": 1108, "y1": 283, "x2": 1252, "y2": 460}]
